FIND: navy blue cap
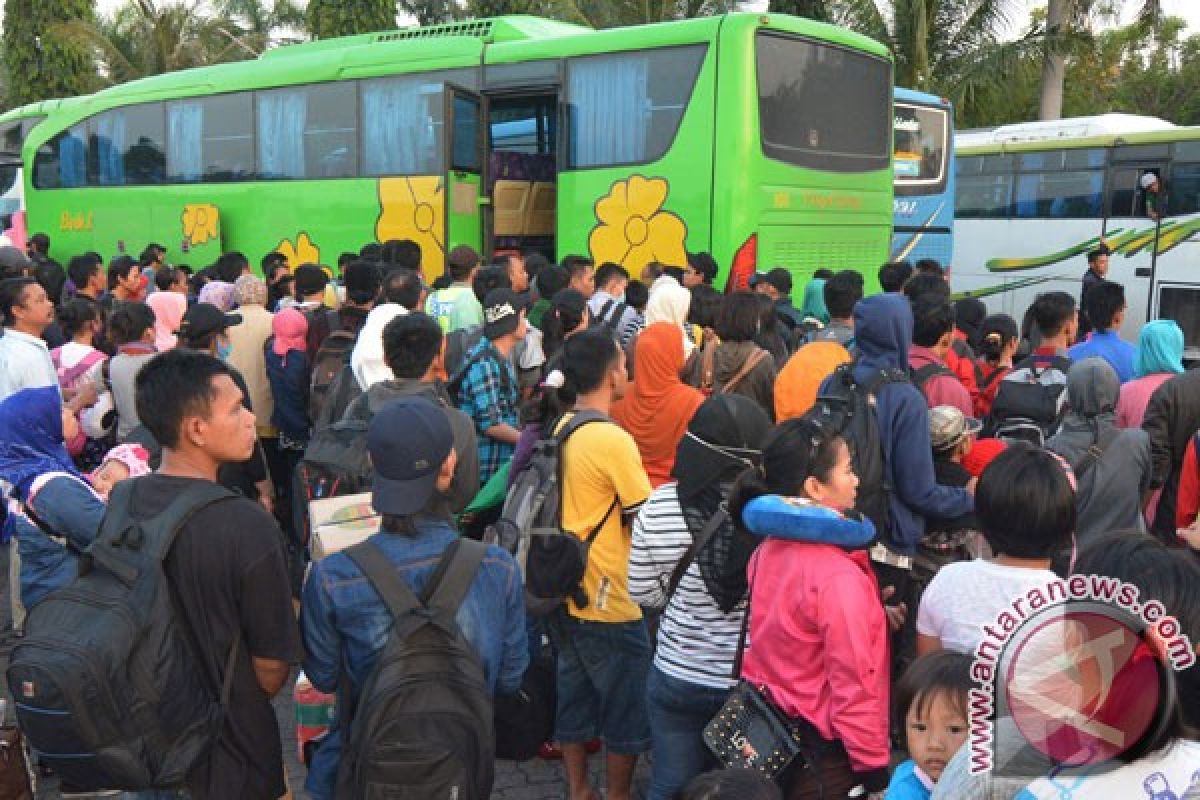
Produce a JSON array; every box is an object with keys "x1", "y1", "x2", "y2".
[{"x1": 367, "y1": 397, "x2": 454, "y2": 516}]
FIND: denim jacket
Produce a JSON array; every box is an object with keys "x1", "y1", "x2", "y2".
[
  {"x1": 300, "y1": 516, "x2": 528, "y2": 800},
  {"x1": 13, "y1": 473, "x2": 105, "y2": 608}
]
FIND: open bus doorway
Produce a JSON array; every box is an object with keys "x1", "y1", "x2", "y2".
[{"x1": 485, "y1": 93, "x2": 558, "y2": 263}]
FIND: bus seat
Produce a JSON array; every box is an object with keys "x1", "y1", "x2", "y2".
[
  {"x1": 526, "y1": 181, "x2": 556, "y2": 236},
  {"x1": 493, "y1": 179, "x2": 531, "y2": 236}
]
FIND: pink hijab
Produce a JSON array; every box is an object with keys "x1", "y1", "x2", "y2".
[
  {"x1": 145, "y1": 291, "x2": 186, "y2": 351},
  {"x1": 272, "y1": 307, "x2": 308, "y2": 366}
]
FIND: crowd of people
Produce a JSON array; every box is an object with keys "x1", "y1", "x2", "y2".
[{"x1": 0, "y1": 235, "x2": 1197, "y2": 800}]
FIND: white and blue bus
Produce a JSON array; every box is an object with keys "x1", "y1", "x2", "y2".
[
  {"x1": 952, "y1": 113, "x2": 1200, "y2": 356},
  {"x1": 892, "y1": 88, "x2": 954, "y2": 266}
]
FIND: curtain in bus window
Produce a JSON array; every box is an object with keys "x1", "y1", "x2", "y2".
[
  {"x1": 94, "y1": 111, "x2": 126, "y2": 186},
  {"x1": 568, "y1": 54, "x2": 649, "y2": 167},
  {"x1": 258, "y1": 89, "x2": 307, "y2": 179},
  {"x1": 361, "y1": 77, "x2": 438, "y2": 176},
  {"x1": 167, "y1": 102, "x2": 204, "y2": 182},
  {"x1": 58, "y1": 129, "x2": 86, "y2": 188}
]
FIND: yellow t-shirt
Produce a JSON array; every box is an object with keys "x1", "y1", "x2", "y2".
[{"x1": 555, "y1": 414, "x2": 652, "y2": 623}]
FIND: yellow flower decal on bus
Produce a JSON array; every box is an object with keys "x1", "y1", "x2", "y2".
[
  {"x1": 181, "y1": 203, "x2": 219, "y2": 247},
  {"x1": 274, "y1": 232, "x2": 320, "y2": 270},
  {"x1": 588, "y1": 175, "x2": 688, "y2": 272},
  {"x1": 376, "y1": 176, "x2": 445, "y2": 280}
]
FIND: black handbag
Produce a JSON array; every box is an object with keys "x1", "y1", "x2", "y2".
[
  {"x1": 702, "y1": 679, "x2": 807, "y2": 778},
  {"x1": 702, "y1": 555, "x2": 809, "y2": 780}
]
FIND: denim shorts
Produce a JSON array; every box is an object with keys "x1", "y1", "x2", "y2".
[{"x1": 549, "y1": 613, "x2": 652, "y2": 754}]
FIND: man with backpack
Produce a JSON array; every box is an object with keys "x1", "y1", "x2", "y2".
[
  {"x1": 342, "y1": 312, "x2": 480, "y2": 513},
  {"x1": 588, "y1": 262, "x2": 638, "y2": 336},
  {"x1": 456, "y1": 288, "x2": 526, "y2": 486},
  {"x1": 988, "y1": 291, "x2": 1075, "y2": 445},
  {"x1": 11, "y1": 350, "x2": 300, "y2": 797},
  {"x1": 812, "y1": 294, "x2": 973, "y2": 671},
  {"x1": 547, "y1": 329, "x2": 653, "y2": 800},
  {"x1": 300, "y1": 396, "x2": 527, "y2": 800},
  {"x1": 909, "y1": 298, "x2": 973, "y2": 417}
]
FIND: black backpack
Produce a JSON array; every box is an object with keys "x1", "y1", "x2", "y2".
[
  {"x1": 807, "y1": 364, "x2": 908, "y2": 540},
  {"x1": 308, "y1": 311, "x2": 358, "y2": 424},
  {"x1": 336, "y1": 537, "x2": 494, "y2": 799},
  {"x1": 292, "y1": 418, "x2": 373, "y2": 549},
  {"x1": 986, "y1": 355, "x2": 1072, "y2": 447},
  {"x1": 486, "y1": 410, "x2": 613, "y2": 616},
  {"x1": 443, "y1": 324, "x2": 484, "y2": 379},
  {"x1": 7, "y1": 480, "x2": 239, "y2": 791},
  {"x1": 910, "y1": 362, "x2": 954, "y2": 395}
]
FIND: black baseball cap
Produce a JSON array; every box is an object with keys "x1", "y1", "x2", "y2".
[
  {"x1": 177, "y1": 302, "x2": 241, "y2": 340},
  {"x1": 368, "y1": 397, "x2": 454, "y2": 516},
  {"x1": 749, "y1": 267, "x2": 793, "y2": 296},
  {"x1": 483, "y1": 288, "x2": 528, "y2": 340}
]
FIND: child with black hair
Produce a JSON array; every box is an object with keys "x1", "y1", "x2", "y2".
[
  {"x1": 916, "y1": 443, "x2": 1074, "y2": 657},
  {"x1": 885, "y1": 651, "x2": 972, "y2": 799}
]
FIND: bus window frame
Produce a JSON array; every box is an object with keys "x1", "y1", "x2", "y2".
[
  {"x1": 561, "y1": 42, "x2": 708, "y2": 173},
  {"x1": 893, "y1": 100, "x2": 949, "y2": 197}
]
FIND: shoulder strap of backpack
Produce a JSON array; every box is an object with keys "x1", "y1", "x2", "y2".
[
  {"x1": 344, "y1": 539, "x2": 422, "y2": 622},
  {"x1": 665, "y1": 506, "x2": 728, "y2": 601},
  {"x1": 720, "y1": 348, "x2": 768, "y2": 395},
  {"x1": 596, "y1": 298, "x2": 614, "y2": 325},
  {"x1": 325, "y1": 308, "x2": 341, "y2": 336},
  {"x1": 911, "y1": 362, "x2": 951, "y2": 392},
  {"x1": 92, "y1": 480, "x2": 237, "y2": 581},
  {"x1": 423, "y1": 538, "x2": 487, "y2": 613},
  {"x1": 1072, "y1": 425, "x2": 1123, "y2": 480},
  {"x1": 977, "y1": 363, "x2": 1006, "y2": 392}
]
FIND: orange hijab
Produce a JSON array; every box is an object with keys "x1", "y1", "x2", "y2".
[{"x1": 612, "y1": 321, "x2": 704, "y2": 487}]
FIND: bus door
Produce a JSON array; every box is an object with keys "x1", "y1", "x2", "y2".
[
  {"x1": 1106, "y1": 161, "x2": 1167, "y2": 327},
  {"x1": 445, "y1": 84, "x2": 487, "y2": 258}
]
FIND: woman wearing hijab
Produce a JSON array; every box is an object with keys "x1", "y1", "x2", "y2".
[
  {"x1": 198, "y1": 278, "x2": 237, "y2": 312},
  {"x1": 1117, "y1": 319, "x2": 1185, "y2": 429},
  {"x1": 611, "y1": 322, "x2": 705, "y2": 487},
  {"x1": 1047, "y1": 357, "x2": 1151, "y2": 545},
  {"x1": 146, "y1": 284, "x2": 187, "y2": 352},
  {"x1": 800, "y1": 277, "x2": 829, "y2": 326},
  {"x1": 0, "y1": 387, "x2": 107, "y2": 612},
  {"x1": 627, "y1": 281, "x2": 694, "y2": 380},
  {"x1": 265, "y1": 308, "x2": 311, "y2": 457},
  {"x1": 628, "y1": 395, "x2": 771, "y2": 800}
]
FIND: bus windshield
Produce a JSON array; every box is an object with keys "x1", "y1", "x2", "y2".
[{"x1": 894, "y1": 102, "x2": 948, "y2": 186}]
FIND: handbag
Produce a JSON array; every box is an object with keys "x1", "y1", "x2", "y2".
[
  {"x1": 702, "y1": 552, "x2": 809, "y2": 780},
  {"x1": 0, "y1": 726, "x2": 33, "y2": 800}
]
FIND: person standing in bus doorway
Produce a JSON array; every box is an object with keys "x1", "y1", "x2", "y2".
[
  {"x1": 1141, "y1": 171, "x2": 1163, "y2": 221},
  {"x1": 1078, "y1": 245, "x2": 1110, "y2": 340}
]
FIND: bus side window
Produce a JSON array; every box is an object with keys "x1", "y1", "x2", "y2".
[{"x1": 1168, "y1": 163, "x2": 1200, "y2": 217}]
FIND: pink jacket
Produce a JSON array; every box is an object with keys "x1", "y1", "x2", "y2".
[
  {"x1": 910, "y1": 345, "x2": 972, "y2": 417},
  {"x1": 740, "y1": 540, "x2": 890, "y2": 774},
  {"x1": 1116, "y1": 372, "x2": 1172, "y2": 429}
]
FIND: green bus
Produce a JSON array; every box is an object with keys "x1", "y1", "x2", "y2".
[{"x1": 2, "y1": 13, "x2": 893, "y2": 290}]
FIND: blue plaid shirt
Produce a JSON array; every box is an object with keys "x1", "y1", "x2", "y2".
[{"x1": 458, "y1": 337, "x2": 519, "y2": 486}]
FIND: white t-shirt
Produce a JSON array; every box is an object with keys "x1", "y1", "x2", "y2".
[{"x1": 917, "y1": 559, "x2": 1060, "y2": 654}]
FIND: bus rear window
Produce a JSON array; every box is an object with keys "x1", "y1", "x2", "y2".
[
  {"x1": 756, "y1": 32, "x2": 890, "y2": 172},
  {"x1": 894, "y1": 103, "x2": 947, "y2": 186}
]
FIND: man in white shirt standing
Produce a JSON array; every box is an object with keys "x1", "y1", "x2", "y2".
[{"x1": 0, "y1": 277, "x2": 59, "y2": 402}]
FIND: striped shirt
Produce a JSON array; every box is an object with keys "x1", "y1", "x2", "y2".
[{"x1": 628, "y1": 483, "x2": 746, "y2": 690}]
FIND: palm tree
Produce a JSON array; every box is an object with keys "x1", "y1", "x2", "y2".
[
  {"x1": 55, "y1": 0, "x2": 261, "y2": 84},
  {"x1": 1038, "y1": 0, "x2": 1162, "y2": 119},
  {"x1": 213, "y1": 0, "x2": 306, "y2": 52}
]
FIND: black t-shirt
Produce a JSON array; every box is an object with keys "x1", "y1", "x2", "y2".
[
  {"x1": 926, "y1": 458, "x2": 979, "y2": 536},
  {"x1": 131, "y1": 474, "x2": 302, "y2": 800}
]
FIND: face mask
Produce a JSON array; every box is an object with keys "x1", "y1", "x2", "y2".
[{"x1": 216, "y1": 340, "x2": 233, "y2": 362}]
